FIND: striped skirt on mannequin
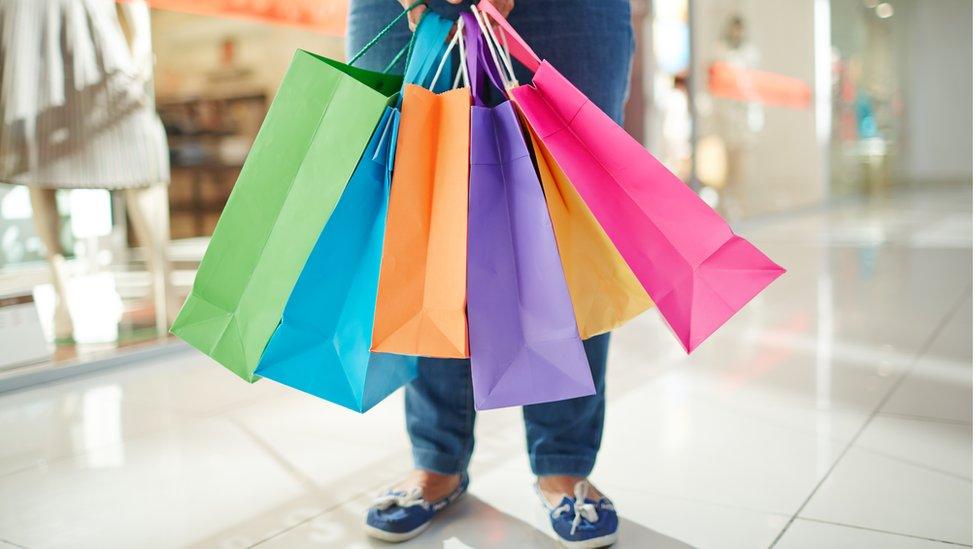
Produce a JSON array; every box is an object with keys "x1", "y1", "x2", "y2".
[{"x1": 0, "y1": 0, "x2": 169, "y2": 189}]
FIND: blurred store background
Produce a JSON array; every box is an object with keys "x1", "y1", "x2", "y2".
[
  {"x1": 0, "y1": 0, "x2": 971, "y2": 401},
  {"x1": 0, "y1": 0, "x2": 972, "y2": 377}
]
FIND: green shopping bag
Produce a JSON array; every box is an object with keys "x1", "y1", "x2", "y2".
[{"x1": 171, "y1": 4, "x2": 425, "y2": 382}]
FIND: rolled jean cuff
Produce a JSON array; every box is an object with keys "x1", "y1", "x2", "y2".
[
  {"x1": 530, "y1": 454, "x2": 597, "y2": 477},
  {"x1": 412, "y1": 447, "x2": 469, "y2": 476}
]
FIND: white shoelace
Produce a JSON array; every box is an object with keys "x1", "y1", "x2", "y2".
[
  {"x1": 548, "y1": 481, "x2": 600, "y2": 536},
  {"x1": 372, "y1": 487, "x2": 429, "y2": 511}
]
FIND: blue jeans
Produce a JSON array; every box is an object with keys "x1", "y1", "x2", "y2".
[{"x1": 348, "y1": 0, "x2": 633, "y2": 477}]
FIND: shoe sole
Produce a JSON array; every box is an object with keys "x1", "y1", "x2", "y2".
[
  {"x1": 559, "y1": 531, "x2": 619, "y2": 548},
  {"x1": 363, "y1": 520, "x2": 431, "y2": 543}
]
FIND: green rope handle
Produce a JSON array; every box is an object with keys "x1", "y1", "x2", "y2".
[
  {"x1": 381, "y1": 29, "x2": 419, "y2": 73},
  {"x1": 400, "y1": 22, "x2": 419, "y2": 72},
  {"x1": 349, "y1": 0, "x2": 426, "y2": 67}
]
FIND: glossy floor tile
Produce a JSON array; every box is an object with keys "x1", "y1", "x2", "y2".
[
  {"x1": 881, "y1": 295, "x2": 973, "y2": 424},
  {"x1": 0, "y1": 185, "x2": 971, "y2": 549},
  {"x1": 777, "y1": 519, "x2": 969, "y2": 549},
  {"x1": 800, "y1": 437, "x2": 972, "y2": 545}
]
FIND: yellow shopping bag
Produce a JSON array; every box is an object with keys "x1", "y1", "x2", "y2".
[{"x1": 526, "y1": 124, "x2": 653, "y2": 339}]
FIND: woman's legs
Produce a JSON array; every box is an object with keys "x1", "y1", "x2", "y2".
[
  {"x1": 405, "y1": 357, "x2": 477, "y2": 476},
  {"x1": 505, "y1": 0, "x2": 632, "y2": 501},
  {"x1": 523, "y1": 333, "x2": 610, "y2": 477},
  {"x1": 348, "y1": 0, "x2": 474, "y2": 499},
  {"x1": 349, "y1": 0, "x2": 633, "y2": 501}
]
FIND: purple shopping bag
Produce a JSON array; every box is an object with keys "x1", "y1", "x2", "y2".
[{"x1": 463, "y1": 12, "x2": 595, "y2": 410}]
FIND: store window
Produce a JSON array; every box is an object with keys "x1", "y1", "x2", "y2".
[
  {"x1": 829, "y1": 0, "x2": 908, "y2": 194},
  {"x1": 690, "y1": 0, "x2": 822, "y2": 220},
  {"x1": 0, "y1": 3, "x2": 345, "y2": 370}
]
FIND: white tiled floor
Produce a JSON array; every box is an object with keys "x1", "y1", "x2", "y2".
[{"x1": 0, "y1": 185, "x2": 971, "y2": 549}]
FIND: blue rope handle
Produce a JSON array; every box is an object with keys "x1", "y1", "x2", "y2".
[{"x1": 349, "y1": 0, "x2": 426, "y2": 67}]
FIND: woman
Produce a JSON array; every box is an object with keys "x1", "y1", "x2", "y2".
[{"x1": 347, "y1": 0, "x2": 634, "y2": 545}]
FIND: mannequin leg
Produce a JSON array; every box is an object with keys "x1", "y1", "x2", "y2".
[
  {"x1": 124, "y1": 185, "x2": 177, "y2": 332},
  {"x1": 28, "y1": 188, "x2": 75, "y2": 340}
]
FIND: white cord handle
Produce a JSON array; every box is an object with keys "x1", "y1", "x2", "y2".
[
  {"x1": 429, "y1": 17, "x2": 470, "y2": 91},
  {"x1": 469, "y1": 6, "x2": 509, "y2": 88},
  {"x1": 496, "y1": 21, "x2": 516, "y2": 80},
  {"x1": 456, "y1": 18, "x2": 470, "y2": 89},
  {"x1": 481, "y1": 8, "x2": 517, "y2": 85},
  {"x1": 470, "y1": 6, "x2": 517, "y2": 88}
]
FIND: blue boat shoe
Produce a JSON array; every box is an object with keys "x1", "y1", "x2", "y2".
[
  {"x1": 364, "y1": 472, "x2": 469, "y2": 542},
  {"x1": 536, "y1": 480, "x2": 619, "y2": 548}
]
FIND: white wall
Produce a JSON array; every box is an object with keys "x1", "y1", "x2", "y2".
[{"x1": 903, "y1": 0, "x2": 973, "y2": 183}]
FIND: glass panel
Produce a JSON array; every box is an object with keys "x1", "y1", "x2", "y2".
[{"x1": 829, "y1": 0, "x2": 909, "y2": 195}]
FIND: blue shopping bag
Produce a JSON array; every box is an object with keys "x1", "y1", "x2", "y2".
[
  {"x1": 254, "y1": 14, "x2": 454, "y2": 412},
  {"x1": 255, "y1": 108, "x2": 411, "y2": 412}
]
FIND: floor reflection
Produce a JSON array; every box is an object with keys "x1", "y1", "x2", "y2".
[{"x1": 0, "y1": 185, "x2": 970, "y2": 548}]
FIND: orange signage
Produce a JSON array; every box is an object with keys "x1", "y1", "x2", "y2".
[
  {"x1": 708, "y1": 61, "x2": 811, "y2": 110},
  {"x1": 134, "y1": 0, "x2": 349, "y2": 35}
]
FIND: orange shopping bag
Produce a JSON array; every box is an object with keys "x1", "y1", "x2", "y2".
[
  {"x1": 371, "y1": 35, "x2": 471, "y2": 358},
  {"x1": 526, "y1": 124, "x2": 653, "y2": 339}
]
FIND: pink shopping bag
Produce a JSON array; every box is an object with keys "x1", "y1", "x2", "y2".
[{"x1": 477, "y1": 1, "x2": 785, "y2": 352}]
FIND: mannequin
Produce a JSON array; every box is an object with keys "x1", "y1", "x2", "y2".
[
  {"x1": 0, "y1": 0, "x2": 175, "y2": 341},
  {"x1": 28, "y1": 186, "x2": 176, "y2": 341}
]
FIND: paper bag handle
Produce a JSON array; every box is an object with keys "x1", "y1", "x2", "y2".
[
  {"x1": 349, "y1": 0, "x2": 426, "y2": 67},
  {"x1": 462, "y1": 11, "x2": 508, "y2": 105},
  {"x1": 429, "y1": 17, "x2": 470, "y2": 90},
  {"x1": 475, "y1": 0, "x2": 541, "y2": 73}
]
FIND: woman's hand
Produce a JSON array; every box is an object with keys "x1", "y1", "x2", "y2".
[
  {"x1": 448, "y1": 0, "x2": 514, "y2": 18},
  {"x1": 399, "y1": 0, "x2": 514, "y2": 31}
]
